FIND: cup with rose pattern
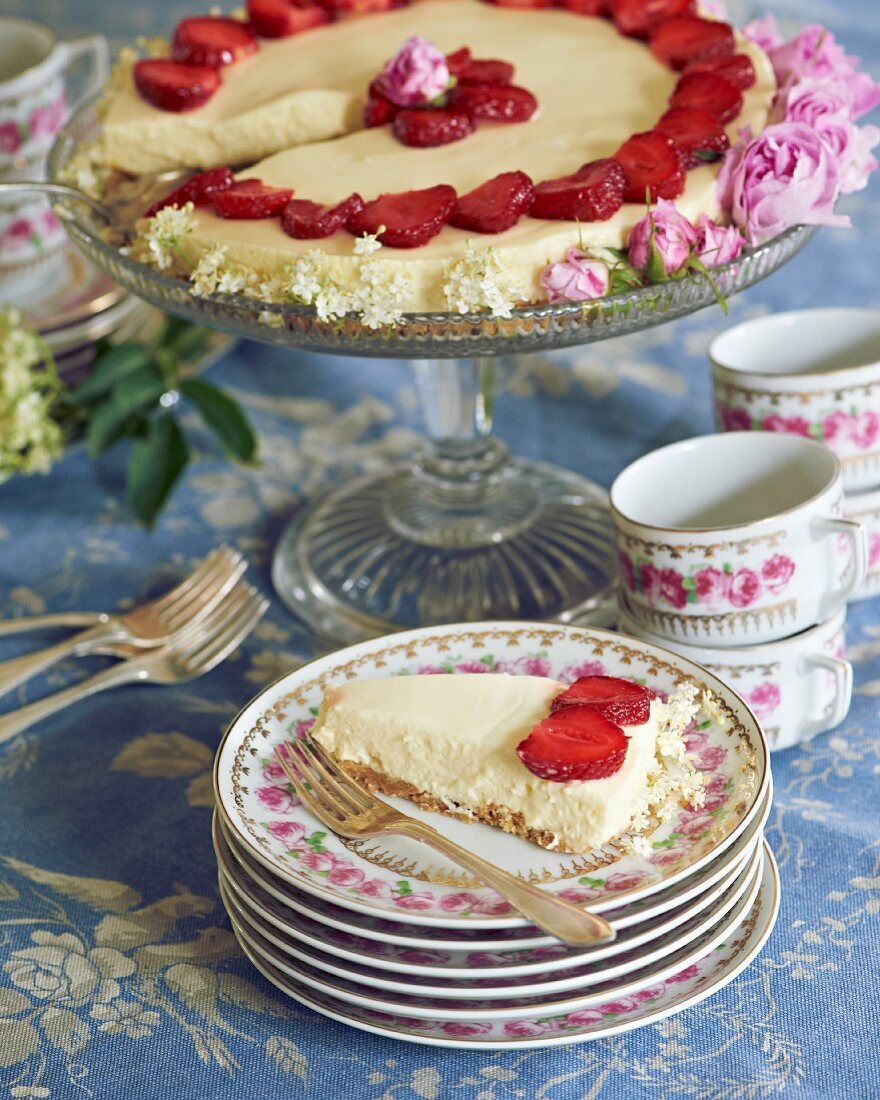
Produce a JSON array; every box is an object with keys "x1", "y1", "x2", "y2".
[
  {"x1": 617, "y1": 595, "x2": 850, "y2": 752},
  {"x1": 710, "y1": 309, "x2": 880, "y2": 493},
  {"x1": 609, "y1": 433, "x2": 867, "y2": 646},
  {"x1": 0, "y1": 17, "x2": 108, "y2": 271},
  {"x1": 844, "y1": 484, "x2": 880, "y2": 601}
]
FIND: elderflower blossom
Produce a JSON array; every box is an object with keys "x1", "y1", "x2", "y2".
[
  {"x1": 0, "y1": 307, "x2": 63, "y2": 483},
  {"x1": 443, "y1": 244, "x2": 519, "y2": 318},
  {"x1": 352, "y1": 258, "x2": 408, "y2": 329},
  {"x1": 138, "y1": 202, "x2": 197, "y2": 271},
  {"x1": 59, "y1": 140, "x2": 110, "y2": 199},
  {"x1": 353, "y1": 231, "x2": 383, "y2": 256},
  {"x1": 286, "y1": 253, "x2": 323, "y2": 304}
]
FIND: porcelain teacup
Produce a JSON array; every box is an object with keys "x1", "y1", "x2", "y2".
[
  {"x1": 609, "y1": 432, "x2": 867, "y2": 646},
  {"x1": 844, "y1": 485, "x2": 880, "y2": 601},
  {"x1": 710, "y1": 309, "x2": 880, "y2": 493},
  {"x1": 618, "y1": 595, "x2": 851, "y2": 752}
]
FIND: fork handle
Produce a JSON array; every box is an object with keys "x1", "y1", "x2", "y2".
[
  {"x1": 392, "y1": 818, "x2": 615, "y2": 946},
  {"x1": 0, "y1": 622, "x2": 131, "y2": 700},
  {"x1": 0, "y1": 660, "x2": 145, "y2": 745},
  {"x1": 0, "y1": 612, "x2": 106, "y2": 637}
]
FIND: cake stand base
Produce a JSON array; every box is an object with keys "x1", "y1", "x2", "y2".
[{"x1": 271, "y1": 456, "x2": 617, "y2": 645}]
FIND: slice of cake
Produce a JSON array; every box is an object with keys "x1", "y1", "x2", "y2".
[{"x1": 310, "y1": 672, "x2": 697, "y2": 853}]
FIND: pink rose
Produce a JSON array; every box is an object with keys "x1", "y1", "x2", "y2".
[
  {"x1": 649, "y1": 845, "x2": 688, "y2": 865},
  {"x1": 770, "y1": 27, "x2": 871, "y2": 104},
  {"x1": 852, "y1": 411, "x2": 880, "y2": 449},
  {"x1": 267, "y1": 820, "x2": 306, "y2": 845},
  {"x1": 471, "y1": 893, "x2": 512, "y2": 915},
  {"x1": 728, "y1": 567, "x2": 762, "y2": 608},
  {"x1": 869, "y1": 532, "x2": 880, "y2": 569},
  {"x1": 627, "y1": 199, "x2": 697, "y2": 276},
  {"x1": 417, "y1": 664, "x2": 445, "y2": 674},
  {"x1": 760, "y1": 414, "x2": 812, "y2": 437},
  {"x1": 639, "y1": 562, "x2": 662, "y2": 605},
  {"x1": 503, "y1": 1019, "x2": 552, "y2": 1037},
  {"x1": 441, "y1": 1021, "x2": 492, "y2": 1036},
  {"x1": 379, "y1": 35, "x2": 449, "y2": 107},
  {"x1": 559, "y1": 659, "x2": 605, "y2": 683},
  {"x1": 666, "y1": 963, "x2": 701, "y2": 984},
  {"x1": 294, "y1": 717, "x2": 315, "y2": 739},
  {"x1": 495, "y1": 655, "x2": 552, "y2": 677},
  {"x1": 678, "y1": 812, "x2": 715, "y2": 837},
  {"x1": 564, "y1": 1007, "x2": 604, "y2": 1026},
  {"x1": 398, "y1": 949, "x2": 446, "y2": 965},
  {"x1": 684, "y1": 727, "x2": 710, "y2": 753},
  {"x1": 28, "y1": 95, "x2": 66, "y2": 141},
  {"x1": 327, "y1": 865, "x2": 366, "y2": 887},
  {"x1": 467, "y1": 951, "x2": 506, "y2": 967},
  {"x1": 761, "y1": 553, "x2": 795, "y2": 594},
  {"x1": 0, "y1": 120, "x2": 21, "y2": 154},
  {"x1": 41, "y1": 208, "x2": 62, "y2": 236},
  {"x1": 717, "y1": 403, "x2": 752, "y2": 432},
  {"x1": 695, "y1": 743, "x2": 727, "y2": 771},
  {"x1": 603, "y1": 870, "x2": 646, "y2": 892},
  {"x1": 299, "y1": 850, "x2": 335, "y2": 872},
  {"x1": 540, "y1": 248, "x2": 609, "y2": 303},
  {"x1": 358, "y1": 878, "x2": 394, "y2": 899},
  {"x1": 839, "y1": 123, "x2": 880, "y2": 194},
  {"x1": 617, "y1": 551, "x2": 636, "y2": 592},
  {"x1": 454, "y1": 660, "x2": 491, "y2": 673},
  {"x1": 393, "y1": 892, "x2": 434, "y2": 910},
  {"x1": 0, "y1": 219, "x2": 34, "y2": 257},
  {"x1": 693, "y1": 566, "x2": 731, "y2": 611},
  {"x1": 844, "y1": 73, "x2": 880, "y2": 121},
  {"x1": 438, "y1": 892, "x2": 478, "y2": 912},
  {"x1": 717, "y1": 123, "x2": 850, "y2": 245},
  {"x1": 747, "y1": 681, "x2": 782, "y2": 717},
  {"x1": 742, "y1": 14, "x2": 785, "y2": 53},
  {"x1": 633, "y1": 984, "x2": 667, "y2": 1002},
  {"x1": 256, "y1": 784, "x2": 297, "y2": 813},
  {"x1": 597, "y1": 996, "x2": 640, "y2": 1015},
  {"x1": 558, "y1": 885, "x2": 602, "y2": 903},
  {"x1": 658, "y1": 567, "x2": 687, "y2": 610},
  {"x1": 693, "y1": 214, "x2": 745, "y2": 268},
  {"x1": 822, "y1": 409, "x2": 853, "y2": 444}
]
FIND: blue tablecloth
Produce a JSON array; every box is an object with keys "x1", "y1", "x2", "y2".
[{"x1": 1, "y1": 0, "x2": 879, "y2": 1096}]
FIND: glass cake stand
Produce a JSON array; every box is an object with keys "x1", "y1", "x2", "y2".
[{"x1": 47, "y1": 101, "x2": 813, "y2": 643}]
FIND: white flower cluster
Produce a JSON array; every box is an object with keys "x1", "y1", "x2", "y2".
[
  {"x1": 0, "y1": 307, "x2": 63, "y2": 483},
  {"x1": 59, "y1": 140, "x2": 111, "y2": 200},
  {"x1": 443, "y1": 243, "x2": 519, "y2": 318},
  {"x1": 190, "y1": 245, "x2": 256, "y2": 298},
  {"x1": 132, "y1": 202, "x2": 197, "y2": 272}
]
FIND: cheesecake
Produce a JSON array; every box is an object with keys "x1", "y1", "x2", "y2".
[{"x1": 310, "y1": 672, "x2": 700, "y2": 853}]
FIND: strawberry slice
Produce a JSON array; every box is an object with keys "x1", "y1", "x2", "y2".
[
  {"x1": 246, "y1": 0, "x2": 330, "y2": 38},
  {"x1": 364, "y1": 78, "x2": 397, "y2": 127},
  {"x1": 450, "y1": 171, "x2": 535, "y2": 233},
  {"x1": 530, "y1": 157, "x2": 625, "y2": 221},
  {"x1": 517, "y1": 708, "x2": 630, "y2": 782},
  {"x1": 281, "y1": 193, "x2": 364, "y2": 238},
  {"x1": 446, "y1": 47, "x2": 472, "y2": 77},
  {"x1": 559, "y1": 0, "x2": 611, "y2": 16},
  {"x1": 133, "y1": 60, "x2": 221, "y2": 112},
  {"x1": 393, "y1": 108, "x2": 474, "y2": 147},
  {"x1": 449, "y1": 83, "x2": 538, "y2": 123},
  {"x1": 669, "y1": 70, "x2": 743, "y2": 124},
  {"x1": 171, "y1": 17, "x2": 258, "y2": 67},
  {"x1": 654, "y1": 106, "x2": 729, "y2": 167},
  {"x1": 615, "y1": 130, "x2": 685, "y2": 202},
  {"x1": 458, "y1": 59, "x2": 515, "y2": 86},
  {"x1": 213, "y1": 179, "x2": 294, "y2": 218},
  {"x1": 144, "y1": 167, "x2": 235, "y2": 217},
  {"x1": 649, "y1": 15, "x2": 735, "y2": 71},
  {"x1": 347, "y1": 184, "x2": 457, "y2": 248},
  {"x1": 550, "y1": 675, "x2": 653, "y2": 726},
  {"x1": 486, "y1": 0, "x2": 555, "y2": 8},
  {"x1": 610, "y1": 0, "x2": 695, "y2": 39},
  {"x1": 319, "y1": 0, "x2": 403, "y2": 12},
  {"x1": 682, "y1": 52, "x2": 756, "y2": 91}
]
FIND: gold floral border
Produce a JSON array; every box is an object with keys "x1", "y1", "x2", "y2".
[
  {"x1": 617, "y1": 530, "x2": 786, "y2": 558},
  {"x1": 700, "y1": 661, "x2": 782, "y2": 679},
  {"x1": 225, "y1": 627, "x2": 761, "y2": 889},
  {"x1": 714, "y1": 378, "x2": 880, "y2": 402},
  {"x1": 627, "y1": 600, "x2": 797, "y2": 639}
]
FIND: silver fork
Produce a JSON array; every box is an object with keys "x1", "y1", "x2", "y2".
[
  {"x1": 0, "y1": 582, "x2": 268, "y2": 745},
  {"x1": 0, "y1": 547, "x2": 245, "y2": 699},
  {"x1": 275, "y1": 739, "x2": 616, "y2": 947}
]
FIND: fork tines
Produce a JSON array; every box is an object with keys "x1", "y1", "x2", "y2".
[{"x1": 275, "y1": 739, "x2": 375, "y2": 835}]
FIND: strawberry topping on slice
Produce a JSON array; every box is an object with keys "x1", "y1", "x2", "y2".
[
  {"x1": 246, "y1": 0, "x2": 330, "y2": 38},
  {"x1": 682, "y1": 52, "x2": 756, "y2": 91},
  {"x1": 347, "y1": 184, "x2": 457, "y2": 248},
  {"x1": 170, "y1": 17, "x2": 258, "y2": 67},
  {"x1": 144, "y1": 167, "x2": 235, "y2": 217},
  {"x1": 449, "y1": 83, "x2": 538, "y2": 123},
  {"x1": 213, "y1": 179, "x2": 294, "y2": 219},
  {"x1": 559, "y1": 0, "x2": 612, "y2": 16},
  {"x1": 364, "y1": 79, "x2": 397, "y2": 127},
  {"x1": 610, "y1": 0, "x2": 695, "y2": 40},
  {"x1": 517, "y1": 707, "x2": 630, "y2": 782},
  {"x1": 486, "y1": 0, "x2": 555, "y2": 8},
  {"x1": 669, "y1": 70, "x2": 743, "y2": 124},
  {"x1": 393, "y1": 108, "x2": 475, "y2": 147},
  {"x1": 550, "y1": 675, "x2": 653, "y2": 726},
  {"x1": 615, "y1": 130, "x2": 686, "y2": 202},
  {"x1": 654, "y1": 105, "x2": 730, "y2": 167},
  {"x1": 530, "y1": 157, "x2": 626, "y2": 221},
  {"x1": 133, "y1": 60, "x2": 221, "y2": 113},
  {"x1": 281, "y1": 193, "x2": 364, "y2": 238},
  {"x1": 450, "y1": 171, "x2": 535, "y2": 233},
  {"x1": 320, "y1": 0, "x2": 401, "y2": 12},
  {"x1": 458, "y1": 59, "x2": 515, "y2": 86},
  {"x1": 649, "y1": 15, "x2": 735, "y2": 71},
  {"x1": 445, "y1": 47, "x2": 472, "y2": 77}
]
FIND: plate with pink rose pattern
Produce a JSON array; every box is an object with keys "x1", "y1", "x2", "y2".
[
  {"x1": 220, "y1": 841, "x2": 759, "y2": 1000},
  {"x1": 214, "y1": 809, "x2": 763, "y2": 979},
  {"x1": 214, "y1": 622, "x2": 769, "y2": 928},
  {"x1": 214, "y1": 787, "x2": 770, "y2": 956},
  {"x1": 230, "y1": 844, "x2": 778, "y2": 1049},
  {"x1": 227, "y1": 844, "x2": 772, "y2": 1038}
]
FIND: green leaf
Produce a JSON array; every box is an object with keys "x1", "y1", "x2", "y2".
[
  {"x1": 180, "y1": 378, "x2": 257, "y2": 463},
  {"x1": 167, "y1": 322, "x2": 212, "y2": 364},
  {"x1": 125, "y1": 415, "x2": 189, "y2": 527},
  {"x1": 85, "y1": 366, "x2": 167, "y2": 457},
  {"x1": 69, "y1": 343, "x2": 150, "y2": 404}
]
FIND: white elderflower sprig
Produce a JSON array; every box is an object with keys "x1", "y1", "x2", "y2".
[
  {"x1": 353, "y1": 258, "x2": 408, "y2": 329},
  {"x1": 354, "y1": 229, "x2": 384, "y2": 256},
  {"x1": 443, "y1": 243, "x2": 518, "y2": 318},
  {"x1": 59, "y1": 140, "x2": 110, "y2": 199},
  {"x1": 0, "y1": 307, "x2": 63, "y2": 483},
  {"x1": 138, "y1": 202, "x2": 197, "y2": 271},
  {"x1": 189, "y1": 245, "x2": 257, "y2": 298}
]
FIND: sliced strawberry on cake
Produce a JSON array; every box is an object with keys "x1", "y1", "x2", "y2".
[
  {"x1": 530, "y1": 158, "x2": 626, "y2": 221},
  {"x1": 133, "y1": 60, "x2": 222, "y2": 112},
  {"x1": 654, "y1": 106, "x2": 730, "y2": 168},
  {"x1": 448, "y1": 82, "x2": 538, "y2": 122},
  {"x1": 171, "y1": 17, "x2": 258, "y2": 67},
  {"x1": 649, "y1": 14, "x2": 735, "y2": 71},
  {"x1": 392, "y1": 108, "x2": 475, "y2": 147},
  {"x1": 450, "y1": 171, "x2": 535, "y2": 232},
  {"x1": 246, "y1": 0, "x2": 330, "y2": 38},
  {"x1": 213, "y1": 179, "x2": 294, "y2": 218},
  {"x1": 610, "y1": 0, "x2": 695, "y2": 40},
  {"x1": 615, "y1": 130, "x2": 686, "y2": 202},
  {"x1": 516, "y1": 706, "x2": 630, "y2": 781},
  {"x1": 347, "y1": 185, "x2": 458, "y2": 248},
  {"x1": 669, "y1": 70, "x2": 743, "y2": 124},
  {"x1": 281, "y1": 193, "x2": 365, "y2": 237},
  {"x1": 550, "y1": 674, "x2": 653, "y2": 726},
  {"x1": 681, "y1": 52, "x2": 756, "y2": 91},
  {"x1": 144, "y1": 167, "x2": 236, "y2": 217}
]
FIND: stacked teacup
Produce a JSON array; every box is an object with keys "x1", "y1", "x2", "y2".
[{"x1": 610, "y1": 430, "x2": 867, "y2": 752}]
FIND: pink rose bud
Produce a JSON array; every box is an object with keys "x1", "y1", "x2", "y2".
[
  {"x1": 540, "y1": 247, "x2": 609, "y2": 303},
  {"x1": 742, "y1": 13, "x2": 785, "y2": 53},
  {"x1": 627, "y1": 199, "x2": 697, "y2": 278},
  {"x1": 379, "y1": 36, "x2": 450, "y2": 107},
  {"x1": 693, "y1": 214, "x2": 745, "y2": 268},
  {"x1": 717, "y1": 123, "x2": 850, "y2": 245}
]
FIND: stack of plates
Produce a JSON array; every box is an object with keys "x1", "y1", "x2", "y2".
[{"x1": 213, "y1": 622, "x2": 776, "y2": 1050}]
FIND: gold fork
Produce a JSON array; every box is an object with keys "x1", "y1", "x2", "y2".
[{"x1": 274, "y1": 739, "x2": 616, "y2": 947}]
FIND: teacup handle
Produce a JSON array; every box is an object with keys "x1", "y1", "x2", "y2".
[
  {"x1": 799, "y1": 653, "x2": 852, "y2": 742},
  {"x1": 59, "y1": 35, "x2": 110, "y2": 116},
  {"x1": 815, "y1": 517, "x2": 868, "y2": 617}
]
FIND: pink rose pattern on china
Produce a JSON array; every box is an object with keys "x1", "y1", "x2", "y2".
[
  {"x1": 715, "y1": 402, "x2": 880, "y2": 455},
  {"x1": 619, "y1": 552, "x2": 796, "y2": 610}
]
